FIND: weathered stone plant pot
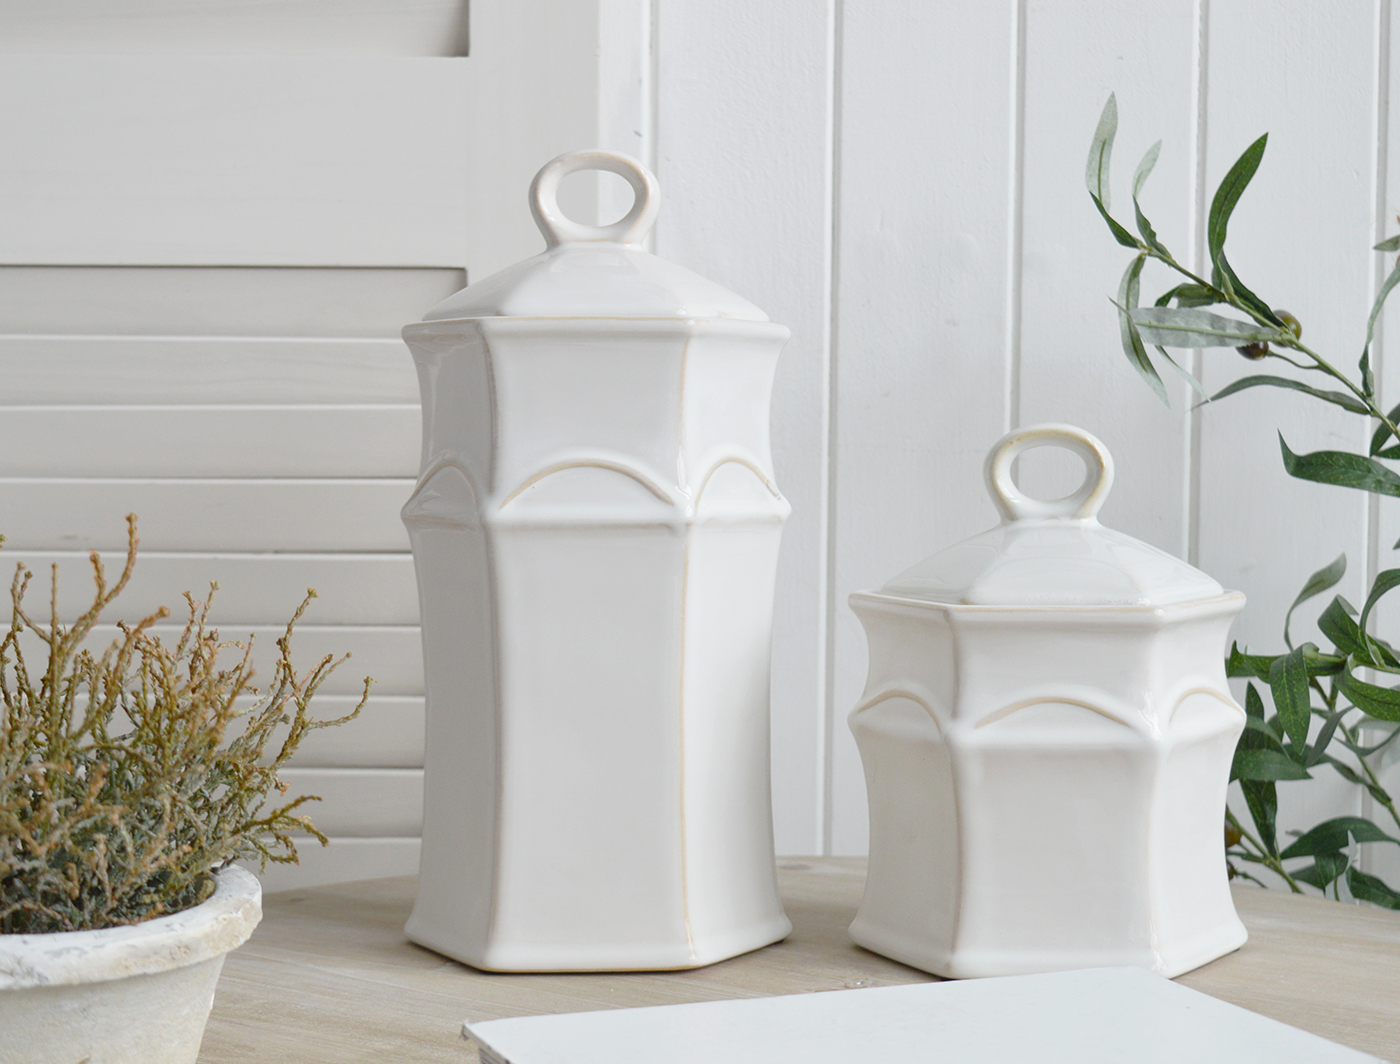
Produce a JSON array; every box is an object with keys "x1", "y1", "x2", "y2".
[{"x1": 0, "y1": 864, "x2": 262, "y2": 1064}]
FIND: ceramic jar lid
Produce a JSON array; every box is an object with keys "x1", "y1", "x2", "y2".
[
  {"x1": 879, "y1": 424, "x2": 1224, "y2": 607},
  {"x1": 420, "y1": 150, "x2": 769, "y2": 323}
]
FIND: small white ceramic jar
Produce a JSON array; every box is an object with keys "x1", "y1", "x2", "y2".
[
  {"x1": 848, "y1": 424, "x2": 1247, "y2": 979},
  {"x1": 400, "y1": 151, "x2": 791, "y2": 971}
]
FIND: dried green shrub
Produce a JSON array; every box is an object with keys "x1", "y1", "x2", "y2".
[{"x1": 0, "y1": 516, "x2": 371, "y2": 933}]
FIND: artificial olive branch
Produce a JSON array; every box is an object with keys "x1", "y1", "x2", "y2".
[{"x1": 1089, "y1": 95, "x2": 1400, "y2": 907}]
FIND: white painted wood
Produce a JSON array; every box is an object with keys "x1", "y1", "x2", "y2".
[
  {"x1": 275, "y1": 769, "x2": 425, "y2": 837},
  {"x1": 250, "y1": 837, "x2": 420, "y2": 893},
  {"x1": 597, "y1": 0, "x2": 654, "y2": 222},
  {"x1": 0, "y1": 551, "x2": 418, "y2": 625},
  {"x1": 1017, "y1": 2, "x2": 1197, "y2": 553},
  {"x1": 0, "y1": 479, "x2": 414, "y2": 552},
  {"x1": 0, "y1": 336, "x2": 418, "y2": 405},
  {"x1": 2, "y1": 0, "x2": 470, "y2": 57},
  {"x1": 653, "y1": 0, "x2": 833, "y2": 853},
  {"x1": 275, "y1": 697, "x2": 425, "y2": 769},
  {"x1": 828, "y1": 1, "x2": 1017, "y2": 854},
  {"x1": 0, "y1": 406, "x2": 419, "y2": 477},
  {"x1": 0, "y1": 59, "x2": 472, "y2": 267},
  {"x1": 1362, "y1": 1, "x2": 1400, "y2": 879},
  {"x1": 456, "y1": 0, "x2": 633, "y2": 282},
  {"x1": 1197, "y1": 1, "x2": 1379, "y2": 843},
  {"x1": 0, "y1": 268, "x2": 462, "y2": 338}
]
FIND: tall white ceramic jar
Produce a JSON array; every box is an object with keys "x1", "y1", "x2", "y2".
[
  {"x1": 400, "y1": 151, "x2": 792, "y2": 971},
  {"x1": 849, "y1": 424, "x2": 1248, "y2": 980}
]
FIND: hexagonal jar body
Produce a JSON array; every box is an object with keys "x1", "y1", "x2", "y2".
[
  {"x1": 399, "y1": 152, "x2": 791, "y2": 972},
  {"x1": 848, "y1": 425, "x2": 1248, "y2": 979}
]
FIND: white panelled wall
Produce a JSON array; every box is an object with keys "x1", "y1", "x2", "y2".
[{"x1": 3, "y1": 2, "x2": 1398, "y2": 886}]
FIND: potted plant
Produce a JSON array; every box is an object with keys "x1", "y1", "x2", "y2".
[
  {"x1": 1085, "y1": 95, "x2": 1400, "y2": 905},
  {"x1": 0, "y1": 515, "x2": 370, "y2": 1063}
]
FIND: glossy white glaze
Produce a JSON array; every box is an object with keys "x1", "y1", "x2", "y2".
[
  {"x1": 883, "y1": 425, "x2": 1223, "y2": 607},
  {"x1": 849, "y1": 425, "x2": 1247, "y2": 979},
  {"x1": 401, "y1": 151, "x2": 791, "y2": 972}
]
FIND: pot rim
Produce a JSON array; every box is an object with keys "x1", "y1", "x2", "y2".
[{"x1": 0, "y1": 864, "x2": 261, "y2": 990}]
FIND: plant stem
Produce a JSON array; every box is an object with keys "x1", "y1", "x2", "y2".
[
  {"x1": 1226, "y1": 808, "x2": 1303, "y2": 892},
  {"x1": 1140, "y1": 241, "x2": 1400, "y2": 443},
  {"x1": 1338, "y1": 717, "x2": 1400, "y2": 834},
  {"x1": 1285, "y1": 338, "x2": 1399, "y2": 437}
]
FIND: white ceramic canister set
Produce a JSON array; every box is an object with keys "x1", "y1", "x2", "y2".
[{"x1": 401, "y1": 150, "x2": 1248, "y2": 978}]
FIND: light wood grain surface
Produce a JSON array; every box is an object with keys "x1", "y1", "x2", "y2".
[{"x1": 198, "y1": 858, "x2": 1400, "y2": 1062}]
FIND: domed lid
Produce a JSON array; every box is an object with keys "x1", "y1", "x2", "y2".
[
  {"x1": 420, "y1": 150, "x2": 769, "y2": 322},
  {"x1": 879, "y1": 424, "x2": 1224, "y2": 607}
]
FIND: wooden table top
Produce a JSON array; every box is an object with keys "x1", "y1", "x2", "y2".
[{"x1": 198, "y1": 858, "x2": 1400, "y2": 1062}]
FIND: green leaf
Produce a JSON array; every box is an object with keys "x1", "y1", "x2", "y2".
[
  {"x1": 1242, "y1": 713, "x2": 1287, "y2": 751},
  {"x1": 1116, "y1": 255, "x2": 1168, "y2": 405},
  {"x1": 1269, "y1": 647, "x2": 1312, "y2": 749},
  {"x1": 1208, "y1": 375, "x2": 1368, "y2": 415},
  {"x1": 1293, "y1": 851, "x2": 1349, "y2": 890},
  {"x1": 1157, "y1": 346, "x2": 1209, "y2": 399},
  {"x1": 1205, "y1": 133, "x2": 1283, "y2": 329},
  {"x1": 1321, "y1": 753, "x2": 1396, "y2": 804},
  {"x1": 1131, "y1": 138, "x2": 1159, "y2": 199},
  {"x1": 1241, "y1": 779, "x2": 1279, "y2": 858},
  {"x1": 1361, "y1": 348, "x2": 1376, "y2": 399},
  {"x1": 1279, "y1": 434, "x2": 1400, "y2": 498},
  {"x1": 1347, "y1": 867, "x2": 1400, "y2": 908},
  {"x1": 1375, "y1": 234, "x2": 1400, "y2": 252},
  {"x1": 1339, "y1": 722, "x2": 1400, "y2": 758},
  {"x1": 1156, "y1": 283, "x2": 1221, "y2": 308},
  {"x1": 1213, "y1": 253, "x2": 1285, "y2": 328},
  {"x1": 1086, "y1": 94, "x2": 1117, "y2": 209},
  {"x1": 1092, "y1": 193, "x2": 1142, "y2": 249},
  {"x1": 1228, "y1": 643, "x2": 1277, "y2": 680},
  {"x1": 1231, "y1": 747, "x2": 1312, "y2": 782},
  {"x1": 1283, "y1": 553, "x2": 1346, "y2": 649},
  {"x1": 1207, "y1": 134, "x2": 1267, "y2": 263},
  {"x1": 1305, "y1": 707, "x2": 1345, "y2": 767},
  {"x1": 1337, "y1": 658, "x2": 1400, "y2": 722},
  {"x1": 1131, "y1": 141, "x2": 1168, "y2": 255},
  {"x1": 1127, "y1": 306, "x2": 1285, "y2": 348},
  {"x1": 1357, "y1": 568, "x2": 1400, "y2": 664},
  {"x1": 1369, "y1": 400, "x2": 1400, "y2": 456},
  {"x1": 1278, "y1": 815, "x2": 1400, "y2": 859},
  {"x1": 1361, "y1": 255, "x2": 1400, "y2": 395},
  {"x1": 1318, "y1": 595, "x2": 1367, "y2": 658}
]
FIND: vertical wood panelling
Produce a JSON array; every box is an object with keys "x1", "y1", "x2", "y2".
[
  {"x1": 1198, "y1": 1, "x2": 1381, "y2": 841},
  {"x1": 1368, "y1": 0, "x2": 1400, "y2": 885},
  {"x1": 457, "y1": 0, "x2": 614, "y2": 280},
  {"x1": 654, "y1": 0, "x2": 835, "y2": 853},
  {"x1": 830, "y1": 1, "x2": 1017, "y2": 853},
  {"x1": 1017, "y1": 1, "x2": 1197, "y2": 553}
]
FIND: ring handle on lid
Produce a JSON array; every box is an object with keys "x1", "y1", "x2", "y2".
[
  {"x1": 529, "y1": 150, "x2": 660, "y2": 248},
  {"x1": 983, "y1": 423, "x2": 1114, "y2": 522}
]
